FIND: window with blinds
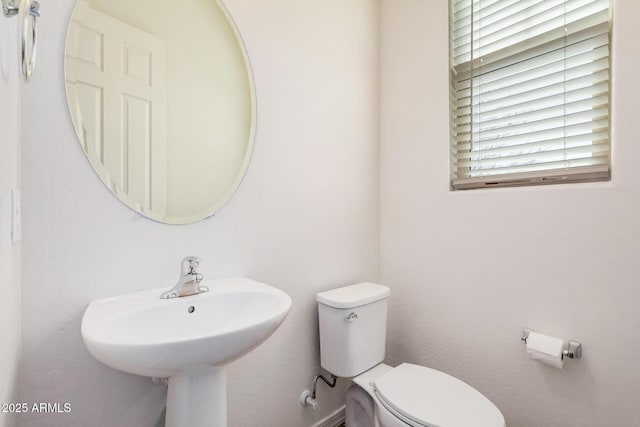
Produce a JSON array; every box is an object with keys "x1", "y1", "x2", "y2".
[{"x1": 449, "y1": 0, "x2": 611, "y2": 189}]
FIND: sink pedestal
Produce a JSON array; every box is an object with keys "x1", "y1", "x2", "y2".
[{"x1": 166, "y1": 368, "x2": 226, "y2": 427}]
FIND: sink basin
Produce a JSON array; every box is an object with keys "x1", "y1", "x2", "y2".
[
  {"x1": 81, "y1": 277, "x2": 291, "y2": 427},
  {"x1": 82, "y1": 277, "x2": 291, "y2": 378}
]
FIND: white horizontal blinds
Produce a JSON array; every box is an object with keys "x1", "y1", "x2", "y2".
[{"x1": 450, "y1": 0, "x2": 611, "y2": 188}]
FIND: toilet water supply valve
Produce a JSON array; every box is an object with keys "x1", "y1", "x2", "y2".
[
  {"x1": 299, "y1": 373, "x2": 337, "y2": 410},
  {"x1": 299, "y1": 390, "x2": 318, "y2": 410}
]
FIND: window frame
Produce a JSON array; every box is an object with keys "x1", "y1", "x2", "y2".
[{"x1": 449, "y1": 0, "x2": 612, "y2": 190}]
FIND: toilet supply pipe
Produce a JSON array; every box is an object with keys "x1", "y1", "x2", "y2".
[{"x1": 299, "y1": 373, "x2": 337, "y2": 410}]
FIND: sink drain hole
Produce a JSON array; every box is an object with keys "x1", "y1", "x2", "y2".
[{"x1": 188, "y1": 306, "x2": 195, "y2": 314}]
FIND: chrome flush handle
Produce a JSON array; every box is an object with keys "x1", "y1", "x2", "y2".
[{"x1": 345, "y1": 312, "x2": 358, "y2": 322}]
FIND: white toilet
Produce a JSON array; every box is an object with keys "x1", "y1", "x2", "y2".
[{"x1": 316, "y1": 283, "x2": 506, "y2": 427}]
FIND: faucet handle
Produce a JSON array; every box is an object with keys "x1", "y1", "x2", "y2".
[{"x1": 181, "y1": 256, "x2": 201, "y2": 274}]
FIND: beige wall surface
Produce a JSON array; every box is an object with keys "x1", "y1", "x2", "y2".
[
  {"x1": 380, "y1": 1, "x2": 640, "y2": 426},
  {"x1": 0, "y1": 8, "x2": 21, "y2": 427},
  {"x1": 19, "y1": 0, "x2": 379, "y2": 426}
]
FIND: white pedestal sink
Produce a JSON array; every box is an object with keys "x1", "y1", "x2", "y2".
[{"x1": 81, "y1": 277, "x2": 292, "y2": 427}]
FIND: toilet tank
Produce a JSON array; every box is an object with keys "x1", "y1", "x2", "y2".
[{"x1": 316, "y1": 283, "x2": 390, "y2": 378}]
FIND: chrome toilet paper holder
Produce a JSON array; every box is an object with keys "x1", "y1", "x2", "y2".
[{"x1": 521, "y1": 328, "x2": 582, "y2": 360}]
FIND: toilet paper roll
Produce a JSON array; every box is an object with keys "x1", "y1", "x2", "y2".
[
  {"x1": 526, "y1": 331, "x2": 566, "y2": 369},
  {"x1": 345, "y1": 385, "x2": 375, "y2": 427}
]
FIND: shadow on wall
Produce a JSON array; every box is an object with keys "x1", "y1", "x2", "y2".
[{"x1": 156, "y1": 409, "x2": 164, "y2": 427}]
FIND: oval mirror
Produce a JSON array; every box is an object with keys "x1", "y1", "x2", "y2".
[{"x1": 64, "y1": 0, "x2": 256, "y2": 224}]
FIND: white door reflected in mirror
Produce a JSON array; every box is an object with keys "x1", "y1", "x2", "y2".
[{"x1": 64, "y1": 0, "x2": 256, "y2": 224}]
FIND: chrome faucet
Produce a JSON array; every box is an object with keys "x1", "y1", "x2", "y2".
[{"x1": 160, "y1": 256, "x2": 209, "y2": 299}]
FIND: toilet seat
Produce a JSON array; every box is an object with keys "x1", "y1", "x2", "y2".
[{"x1": 373, "y1": 363, "x2": 505, "y2": 427}]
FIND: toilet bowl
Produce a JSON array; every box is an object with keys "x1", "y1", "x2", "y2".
[{"x1": 316, "y1": 283, "x2": 505, "y2": 427}]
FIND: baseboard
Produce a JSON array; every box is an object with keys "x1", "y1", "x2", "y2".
[{"x1": 311, "y1": 405, "x2": 346, "y2": 427}]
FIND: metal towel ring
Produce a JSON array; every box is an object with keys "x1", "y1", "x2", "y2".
[{"x1": 18, "y1": 0, "x2": 39, "y2": 82}]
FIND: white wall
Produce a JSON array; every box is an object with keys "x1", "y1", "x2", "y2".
[
  {"x1": 0, "y1": 10, "x2": 21, "y2": 427},
  {"x1": 19, "y1": 0, "x2": 378, "y2": 426},
  {"x1": 380, "y1": 1, "x2": 640, "y2": 426}
]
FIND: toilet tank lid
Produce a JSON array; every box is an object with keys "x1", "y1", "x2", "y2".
[{"x1": 317, "y1": 283, "x2": 390, "y2": 309}]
